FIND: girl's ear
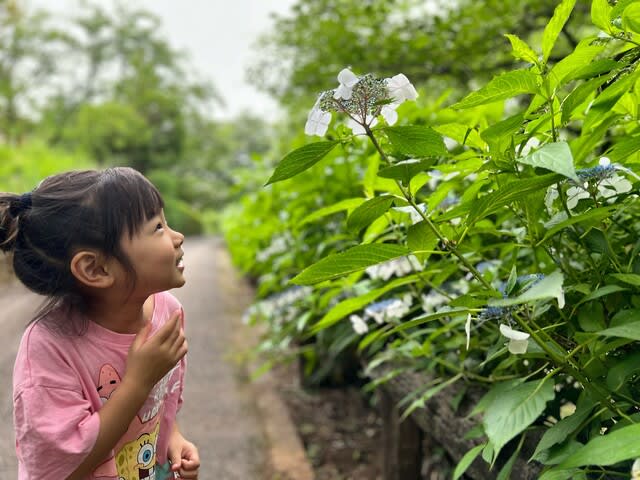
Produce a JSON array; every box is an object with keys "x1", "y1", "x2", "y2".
[{"x1": 70, "y1": 250, "x2": 115, "y2": 289}]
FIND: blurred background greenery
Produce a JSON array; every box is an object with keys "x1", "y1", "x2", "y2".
[{"x1": 0, "y1": 0, "x2": 590, "y2": 235}]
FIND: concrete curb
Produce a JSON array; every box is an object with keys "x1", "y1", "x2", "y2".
[{"x1": 253, "y1": 370, "x2": 315, "y2": 480}]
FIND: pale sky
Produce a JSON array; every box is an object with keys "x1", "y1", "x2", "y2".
[{"x1": 31, "y1": 0, "x2": 297, "y2": 120}]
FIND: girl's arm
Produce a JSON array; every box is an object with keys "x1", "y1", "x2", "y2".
[
  {"x1": 67, "y1": 311, "x2": 187, "y2": 480},
  {"x1": 167, "y1": 422, "x2": 200, "y2": 479}
]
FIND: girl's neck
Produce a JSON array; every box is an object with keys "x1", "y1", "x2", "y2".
[{"x1": 87, "y1": 294, "x2": 155, "y2": 334}]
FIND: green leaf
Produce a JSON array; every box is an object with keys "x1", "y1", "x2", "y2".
[
  {"x1": 547, "y1": 41, "x2": 605, "y2": 91},
  {"x1": 532, "y1": 402, "x2": 595, "y2": 461},
  {"x1": 383, "y1": 126, "x2": 446, "y2": 157},
  {"x1": 266, "y1": 141, "x2": 339, "y2": 184},
  {"x1": 536, "y1": 206, "x2": 615, "y2": 246},
  {"x1": 291, "y1": 243, "x2": 410, "y2": 285},
  {"x1": 452, "y1": 70, "x2": 540, "y2": 109},
  {"x1": 299, "y1": 198, "x2": 365, "y2": 225},
  {"x1": 538, "y1": 468, "x2": 585, "y2": 480},
  {"x1": 311, "y1": 275, "x2": 419, "y2": 333},
  {"x1": 489, "y1": 271, "x2": 564, "y2": 307},
  {"x1": 561, "y1": 76, "x2": 610, "y2": 125},
  {"x1": 542, "y1": 0, "x2": 577, "y2": 62},
  {"x1": 453, "y1": 443, "x2": 486, "y2": 480},
  {"x1": 606, "y1": 352, "x2": 640, "y2": 391},
  {"x1": 591, "y1": 0, "x2": 613, "y2": 31},
  {"x1": 378, "y1": 159, "x2": 437, "y2": 184},
  {"x1": 483, "y1": 379, "x2": 555, "y2": 462},
  {"x1": 622, "y1": 2, "x2": 640, "y2": 33},
  {"x1": 407, "y1": 220, "x2": 439, "y2": 258},
  {"x1": 346, "y1": 196, "x2": 394, "y2": 233},
  {"x1": 606, "y1": 134, "x2": 640, "y2": 163},
  {"x1": 480, "y1": 113, "x2": 524, "y2": 145},
  {"x1": 504, "y1": 34, "x2": 539, "y2": 64},
  {"x1": 610, "y1": 273, "x2": 640, "y2": 287},
  {"x1": 559, "y1": 423, "x2": 640, "y2": 468},
  {"x1": 467, "y1": 173, "x2": 562, "y2": 225},
  {"x1": 597, "y1": 321, "x2": 640, "y2": 341},
  {"x1": 517, "y1": 142, "x2": 579, "y2": 182},
  {"x1": 577, "y1": 285, "x2": 628, "y2": 306}
]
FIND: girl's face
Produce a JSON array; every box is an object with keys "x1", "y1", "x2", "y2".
[{"x1": 118, "y1": 209, "x2": 185, "y2": 296}]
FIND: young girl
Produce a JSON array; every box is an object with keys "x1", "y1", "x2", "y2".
[{"x1": 0, "y1": 167, "x2": 200, "y2": 479}]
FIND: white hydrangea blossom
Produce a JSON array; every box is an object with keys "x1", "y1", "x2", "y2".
[
  {"x1": 305, "y1": 68, "x2": 418, "y2": 137},
  {"x1": 632, "y1": 458, "x2": 640, "y2": 480},
  {"x1": 349, "y1": 295, "x2": 414, "y2": 335},
  {"x1": 366, "y1": 255, "x2": 423, "y2": 281},
  {"x1": 545, "y1": 157, "x2": 635, "y2": 216},
  {"x1": 350, "y1": 314, "x2": 369, "y2": 334},
  {"x1": 499, "y1": 324, "x2": 530, "y2": 355}
]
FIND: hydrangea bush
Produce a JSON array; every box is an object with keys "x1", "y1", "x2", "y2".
[{"x1": 225, "y1": 0, "x2": 640, "y2": 477}]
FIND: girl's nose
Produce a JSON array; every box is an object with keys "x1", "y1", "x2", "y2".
[{"x1": 172, "y1": 229, "x2": 185, "y2": 247}]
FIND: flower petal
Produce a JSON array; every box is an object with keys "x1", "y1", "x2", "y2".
[
  {"x1": 337, "y1": 68, "x2": 359, "y2": 87},
  {"x1": 334, "y1": 83, "x2": 353, "y2": 100},
  {"x1": 305, "y1": 108, "x2": 331, "y2": 136},
  {"x1": 350, "y1": 315, "x2": 369, "y2": 334},
  {"x1": 381, "y1": 105, "x2": 398, "y2": 125},
  {"x1": 508, "y1": 338, "x2": 529, "y2": 355},
  {"x1": 499, "y1": 323, "x2": 530, "y2": 340},
  {"x1": 465, "y1": 314, "x2": 472, "y2": 350},
  {"x1": 386, "y1": 73, "x2": 418, "y2": 102}
]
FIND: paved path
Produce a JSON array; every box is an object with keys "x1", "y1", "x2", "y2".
[{"x1": 0, "y1": 237, "x2": 271, "y2": 479}]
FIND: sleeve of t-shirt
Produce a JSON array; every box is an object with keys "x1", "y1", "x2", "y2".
[{"x1": 14, "y1": 385, "x2": 100, "y2": 479}]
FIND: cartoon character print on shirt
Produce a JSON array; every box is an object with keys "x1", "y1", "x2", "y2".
[
  {"x1": 93, "y1": 362, "x2": 182, "y2": 479},
  {"x1": 115, "y1": 422, "x2": 161, "y2": 480},
  {"x1": 97, "y1": 364, "x2": 121, "y2": 404}
]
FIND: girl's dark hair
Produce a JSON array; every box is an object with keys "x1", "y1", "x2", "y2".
[{"x1": 0, "y1": 167, "x2": 164, "y2": 332}]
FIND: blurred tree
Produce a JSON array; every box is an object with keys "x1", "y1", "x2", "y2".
[
  {"x1": 0, "y1": 0, "x2": 59, "y2": 143},
  {"x1": 248, "y1": 0, "x2": 591, "y2": 106},
  {"x1": 36, "y1": 2, "x2": 219, "y2": 173}
]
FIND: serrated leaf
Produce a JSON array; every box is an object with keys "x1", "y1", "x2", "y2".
[
  {"x1": 453, "y1": 443, "x2": 486, "y2": 480},
  {"x1": 517, "y1": 142, "x2": 579, "y2": 182},
  {"x1": 542, "y1": 0, "x2": 577, "y2": 62},
  {"x1": 591, "y1": 0, "x2": 613, "y2": 31},
  {"x1": 291, "y1": 243, "x2": 410, "y2": 285},
  {"x1": 610, "y1": 273, "x2": 640, "y2": 287},
  {"x1": 559, "y1": 423, "x2": 640, "y2": 468},
  {"x1": 606, "y1": 352, "x2": 640, "y2": 391},
  {"x1": 484, "y1": 379, "x2": 555, "y2": 462},
  {"x1": 536, "y1": 206, "x2": 615, "y2": 246},
  {"x1": 532, "y1": 402, "x2": 595, "y2": 461},
  {"x1": 407, "y1": 220, "x2": 439, "y2": 262},
  {"x1": 467, "y1": 173, "x2": 562, "y2": 225},
  {"x1": 489, "y1": 271, "x2": 564, "y2": 307},
  {"x1": 561, "y1": 76, "x2": 610, "y2": 125},
  {"x1": 505, "y1": 34, "x2": 539, "y2": 64},
  {"x1": 266, "y1": 141, "x2": 339, "y2": 184},
  {"x1": 383, "y1": 126, "x2": 446, "y2": 157},
  {"x1": 597, "y1": 321, "x2": 640, "y2": 341},
  {"x1": 378, "y1": 158, "x2": 437, "y2": 184},
  {"x1": 480, "y1": 113, "x2": 524, "y2": 145},
  {"x1": 346, "y1": 196, "x2": 394, "y2": 232},
  {"x1": 452, "y1": 70, "x2": 540, "y2": 109},
  {"x1": 622, "y1": 2, "x2": 640, "y2": 33},
  {"x1": 299, "y1": 198, "x2": 365, "y2": 225}
]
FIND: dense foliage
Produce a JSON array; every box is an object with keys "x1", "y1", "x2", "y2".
[{"x1": 224, "y1": 0, "x2": 640, "y2": 477}]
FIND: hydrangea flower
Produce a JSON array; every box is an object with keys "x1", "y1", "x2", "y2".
[
  {"x1": 366, "y1": 255, "x2": 423, "y2": 281},
  {"x1": 305, "y1": 68, "x2": 418, "y2": 136},
  {"x1": 499, "y1": 324, "x2": 530, "y2": 354},
  {"x1": 545, "y1": 157, "x2": 635, "y2": 215},
  {"x1": 632, "y1": 458, "x2": 640, "y2": 480},
  {"x1": 350, "y1": 314, "x2": 369, "y2": 334}
]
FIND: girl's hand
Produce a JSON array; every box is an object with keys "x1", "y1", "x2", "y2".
[
  {"x1": 126, "y1": 309, "x2": 187, "y2": 390},
  {"x1": 168, "y1": 426, "x2": 200, "y2": 479}
]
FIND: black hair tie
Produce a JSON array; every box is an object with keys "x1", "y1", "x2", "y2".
[{"x1": 9, "y1": 192, "x2": 33, "y2": 217}]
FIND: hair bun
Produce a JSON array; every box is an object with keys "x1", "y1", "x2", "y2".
[{"x1": 0, "y1": 193, "x2": 24, "y2": 252}]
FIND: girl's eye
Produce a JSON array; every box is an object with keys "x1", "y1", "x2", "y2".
[{"x1": 156, "y1": 222, "x2": 164, "y2": 231}]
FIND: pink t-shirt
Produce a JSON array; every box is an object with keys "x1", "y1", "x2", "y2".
[{"x1": 13, "y1": 291, "x2": 186, "y2": 480}]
